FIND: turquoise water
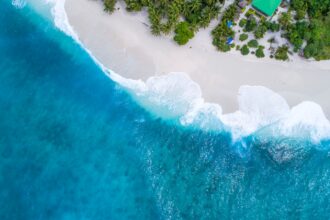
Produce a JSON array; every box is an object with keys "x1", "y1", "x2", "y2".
[{"x1": 1, "y1": 1, "x2": 330, "y2": 219}]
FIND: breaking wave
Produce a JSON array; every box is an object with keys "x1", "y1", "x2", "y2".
[{"x1": 37, "y1": 0, "x2": 330, "y2": 144}]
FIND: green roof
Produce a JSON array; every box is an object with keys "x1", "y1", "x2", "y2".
[{"x1": 252, "y1": 0, "x2": 281, "y2": 16}]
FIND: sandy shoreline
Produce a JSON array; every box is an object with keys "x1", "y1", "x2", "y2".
[{"x1": 65, "y1": 0, "x2": 330, "y2": 116}]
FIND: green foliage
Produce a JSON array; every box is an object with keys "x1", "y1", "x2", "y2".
[
  {"x1": 266, "y1": 21, "x2": 280, "y2": 32},
  {"x1": 290, "y1": 0, "x2": 330, "y2": 19},
  {"x1": 275, "y1": 45, "x2": 289, "y2": 60},
  {"x1": 286, "y1": 0, "x2": 330, "y2": 60},
  {"x1": 212, "y1": 4, "x2": 237, "y2": 52},
  {"x1": 278, "y1": 12, "x2": 292, "y2": 29},
  {"x1": 221, "y1": 4, "x2": 238, "y2": 22},
  {"x1": 241, "y1": 44, "x2": 250, "y2": 55},
  {"x1": 239, "y1": 18, "x2": 247, "y2": 27},
  {"x1": 244, "y1": 17, "x2": 257, "y2": 32},
  {"x1": 304, "y1": 41, "x2": 322, "y2": 59},
  {"x1": 247, "y1": 39, "x2": 258, "y2": 48},
  {"x1": 286, "y1": 21, "x2": 308, "y2": 51},
  {"x1": 291, "y1": 0, "x2": 308, "y2": 19},
  {"x1": 303, "y1": 16, "x2": 330, "y2": 60},
  {"x1": 184, "y1": 0, "x2": 221, "y2": 28},
  {"x1": 212, "y1": 21, "x2": 235, "y2": 52},
  {"x1": 108, "y1": 0, "x2": 223, "y2": 38},
  {"x1": 124, "y1": 0, "x2": 144, "y2": 11},
  {"x1": 254, "y1": 22, "x2": 268, "y2": 39},
  {"x1": 148, "y1": 5, "x2": 162, "y2": 35},
  {"x1": 239, "y1": 33, "x2": 248, "y2": 41},
  {"x1": 245, "y1": 8, "x2": 255, "y2": 18},
  {"x1": 256, "y1": 46, "x2": 265, "y2": 58},
  {"x1": 104, "y1": 0, "x2": 117, "y2": 13},
  {"x1": 104, "y1": 0, "x2": 330, "y2": 61},
  {"x1": 174, "y1": 22, "x2": 194, "y2": 45},
  {"x1": 212, "y1": 39, "x2": 231, "y2": 52}
]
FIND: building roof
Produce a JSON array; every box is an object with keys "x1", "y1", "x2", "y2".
[{"x1": 252, "y1": 0, "x2": 281, "y2": 16}]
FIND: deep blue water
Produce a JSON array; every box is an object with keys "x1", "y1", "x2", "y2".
[{"x1": 1, "y1": 1, "x2": 330, "y2": 219}]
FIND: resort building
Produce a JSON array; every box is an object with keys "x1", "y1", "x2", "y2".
[{"x1": 252, "y1": 0, "x2": 282, "y2": 16}]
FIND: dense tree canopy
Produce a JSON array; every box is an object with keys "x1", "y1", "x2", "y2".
[{"x1": 289, "y1": 0, "x2": 330, "y2": 60}]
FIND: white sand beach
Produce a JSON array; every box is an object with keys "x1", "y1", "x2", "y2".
[{"x1": 64, "y1": 0, "x2": 330, "y2": 116}]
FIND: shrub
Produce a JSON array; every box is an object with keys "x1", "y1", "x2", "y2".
[
  {"x1": 241, "y1": 45, "x2": 250, "y2": 55},
  {"x1": 254, "y1": 24, "x2": 267, "y2": 39},
  {"x1": 245, "y1": 8, "x2": 255, "y2": 18},
  {"x1": 212, "y1": 38, "x2": 231, "y2": 52},
  {"x1": 247, "y1": 39, "x2": 258, "y2": 48},
  {"x1": 104, "y1": 0, "x2": 117, "y2": 13},
  {"x1": 239, "y1": 33, "x2": 248, "y2": 41},
  {"x1": 278, "y1": 12, "x2": 292, "y2": 29},
  {"x1": 286, "y1": 21, "x2": 308, "y2": 52},
  {"x1": 256, "y1": 46, "x2": 265, "y2": 58},
  {"x1": 239, "y1": 19, "x2": 247, "y2": 28},
  {"x1": 304, "y1": 42, "x2": 322, "y2": 59},
  {"x1": 174, "y1": 22, "x2": 194, "y2": 45},
  {"x1": 244, "y1": 17, "x2": 257, "y2": 32},
  {"x1": 266, "y1": 22, "x2": 280, "y2": 32},
  {"x1": 124, "y1": 0, "x2": 143, "y2": 11},
  {"x1": 275, "y1": 45, "x2": 289, "y2": 60}
]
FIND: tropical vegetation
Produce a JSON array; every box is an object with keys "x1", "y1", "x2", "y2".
[{"x1": 103, "y1": 0, "x2": 330, "y2": 61}]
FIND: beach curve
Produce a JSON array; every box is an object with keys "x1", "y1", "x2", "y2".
[
  {"x1": 35, "y1": 0, "x2": 330, "y2": 141},
  {"x1": 63, "y1": 0, "x2": 330, "y2": 115}
]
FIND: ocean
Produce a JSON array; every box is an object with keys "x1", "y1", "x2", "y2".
[{"x1": 1, "y1": 1, "x2": 330, "y2": 219}]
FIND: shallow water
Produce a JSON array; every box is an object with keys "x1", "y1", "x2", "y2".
[{"x1": 1, "y1": 1, "x2": 330, "y2": 219}]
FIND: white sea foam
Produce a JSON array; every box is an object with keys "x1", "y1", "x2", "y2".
[
  {"x1": 46, "y1": 0, "x2": 78, "y2": 41},
  {"x1": 269, "y1": 102, "x2": 330, "y2": 142},
  {"x1": 111, "y1": 72, "x2": 225, "y2": 130},
  {"x1": 43, "y1": 0, "x2": 330, "y2": 142},
  {"x1": 221, "y1": 86, "x2": 290, "y2": 139}
]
